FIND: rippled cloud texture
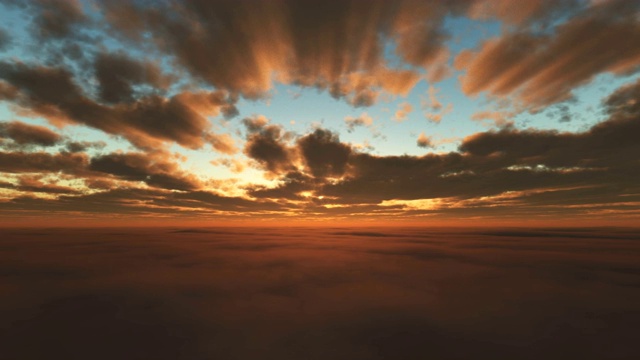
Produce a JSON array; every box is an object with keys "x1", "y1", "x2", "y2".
[{"x1": 2, "y1": 227, "x2": 640, "y2": 359}]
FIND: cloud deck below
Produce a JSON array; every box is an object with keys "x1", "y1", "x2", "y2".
[{"x1": 1, "y1": 227, "x2": 640, "y2": 359}]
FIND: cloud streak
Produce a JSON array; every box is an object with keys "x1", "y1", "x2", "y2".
[{"x1": 458, "y1": 0, "x2": 640, "y2": 109}]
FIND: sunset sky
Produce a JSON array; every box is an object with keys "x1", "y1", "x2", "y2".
[{"x1": 1, "y1": 0, "x2": 639, "y2": 226}]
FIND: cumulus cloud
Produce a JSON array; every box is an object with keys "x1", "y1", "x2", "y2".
[
  {"x1": 1, "y1": 94, "x2": 639, "y2": 220},
  {"x1": 344, "y1": 113, "x2": 373, "y2": 132},
  {"x1": 297, "y1": 129, "x2": 352, "y2": 178},
  {"x1": 393, "y1": 102, "x2": 413, "y2": 122},
  {"x1": 316, "y1": 99, "x2": 640, "y2": 220},
  {"x1": 242, "y1": 117, "x2": 297, "y2": 175},
  {"x1": 416, "y1": 132, "x2": 434, "y2": 148},
  {"x1": 242, "y1": 119, "x2": 353, "y2": 181},
  {"x1": 0, "y1": 62, "x2": 238, "y2": 151}
]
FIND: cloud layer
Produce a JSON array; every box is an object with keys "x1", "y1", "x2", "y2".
[{"x1": 2, "y1": 227, "x2": 640, "y2": 359}]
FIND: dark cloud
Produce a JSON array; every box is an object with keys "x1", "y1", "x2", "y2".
[
  {"x1": 89, "y1": 152, "x2": 200, "y2": 191},
  {"x1": 0, "y1": 121, "x2": 62, "y2": 146},
  {"x1": 243, "y1": 117, "x2": 297, "y2": 175},
  {"x1": 94, "y1": 51, "x2": 171, "y2": 104},
  {"x1": 297, "y1": 129, "x2": 352, "y2": 178},
  {"x1": 416, "y1": 132, "x2": 433, "y2": 148},
  {"x1": 0, "y1": 149, "x2": 204, "y2": 192},
  {"x1": 311, "y1": 106, "x2": 640, "y2": 218},
  {"x1": 1, "y1": 83, "x2": 639, "y2": 221},
  {"x1": 0, "y1": 150, "x2": 88, "y2": 174},
  {"x1": 458, "y1": 0, "x2": 640, "y2": 109},
  {"x1": 233, "y1": 90, "x2": 640, "y2": 220},
  {"x1": 459, "y1": 113, "x2": 639, "y2": 166},
  {"x1": 604, "y1": 77, "x2": 640, "y2": 116},
  {"x1": 26, "y1": 0, "x2": 88, "y2": 40},
  {"x1": 64, "y1": 140, "x2": 106, "y2": 153},
  {"x1": 243, "y1": 122, "x2": 352, "y2": 180},
  {"x1": 0, "y1": 62, "x2": 84, "y2": 106},
  {"x1": 0, "y1": 62, "x2": 237, "y2": 150}
]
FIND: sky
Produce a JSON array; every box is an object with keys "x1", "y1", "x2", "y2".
[{"x1": 0, "y1": 0, "x2": 639, "y2": 226}]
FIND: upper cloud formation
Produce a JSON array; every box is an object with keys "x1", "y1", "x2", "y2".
[
  {"x1": 97, "y1": 0, "x2": 483, "y2": 103},
  {"x1": 3, "y1": 0, "x2": 629, "y2": 115},
  {"x1": 468, "y1": 0, "x2": 580, "y2": 25},
  {"x1": 457, "y1": 0, "x2": 640, "y2": 110}
]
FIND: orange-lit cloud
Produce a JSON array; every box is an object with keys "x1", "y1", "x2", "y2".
[
  {"x1": 458, "y1": 1, "x2": 640, "y2": 110},
  {"x1": 393, "y1": 102, "x2": 413, "y2": 122},
  {"x1": 0, "y1": 62, "x2": 238, "y2": 151},
  {"x1": 471, "y1": 111, "x2": 515, "y2": 128},
  {"x1": 416, "y1": 132, "x2": 434, "y2": 148},
  {"x1": 344, "y1": 113, "x2": 374, "y2": 132},
  {"x1": 97, "y1": 0, "x2": 470, "y2": 104},
  {"x1": 0, "y1": 121, "x2": 62, "y2": 147}
]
